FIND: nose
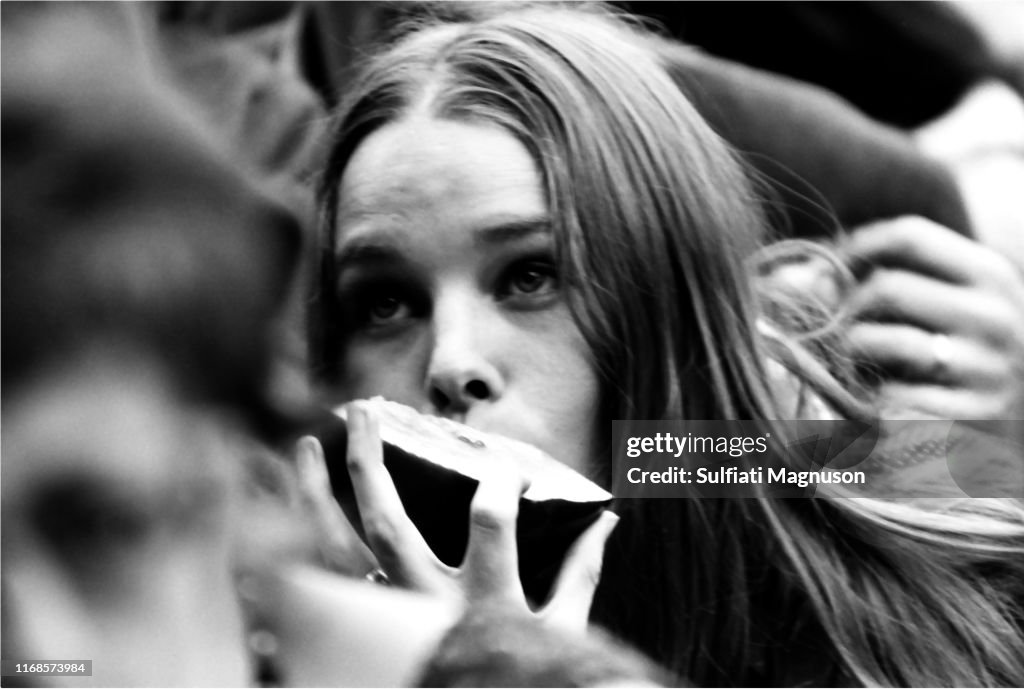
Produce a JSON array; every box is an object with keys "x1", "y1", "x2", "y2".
[{"x1": 425, "y1": 291, "x2": 504, "y2": 417}]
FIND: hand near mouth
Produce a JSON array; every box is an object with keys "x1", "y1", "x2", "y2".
[{"x1": 295, "y1": 400, "x2": 619, "y2": 634}]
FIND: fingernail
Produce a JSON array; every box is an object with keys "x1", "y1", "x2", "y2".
[
  {"x1": 600, "y1": 511, "x2": 620, "y2": 535},
  {"x1": 296, "y1": 436, "x2": 315, "y2": 467},
  {"x1": 346, "y1": 401, "x2": 367, "y2": 429}
]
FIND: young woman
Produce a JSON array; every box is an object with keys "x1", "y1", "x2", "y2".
[{"x1": 307, "y1": 6, "x2": 1024, "y2": 685}]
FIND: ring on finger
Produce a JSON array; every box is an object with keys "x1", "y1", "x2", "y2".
[
  {"x1": 929, "y1": 333, "x2": 954, "y2": 380},
  {"x1": 365, "y1": 568, "x2": 391, "y2": 586}
]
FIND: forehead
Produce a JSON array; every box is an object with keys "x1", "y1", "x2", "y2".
[{"x1": 337, "y1": 116, "x2": 545, "y2": 231}]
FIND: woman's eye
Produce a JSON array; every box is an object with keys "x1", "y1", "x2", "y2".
[
  {"x1": 502, "y1": 261, "x2": 559, "y2": 299},
  {"x1": 512, "y1": 268, "x2": 549, "y2": 293},
  {"x1": 336, "y1": 277, "x2": 422, "y2": 334},
  {"x1": 367, "y1": 295, "x2": 410, "y2": 324}
]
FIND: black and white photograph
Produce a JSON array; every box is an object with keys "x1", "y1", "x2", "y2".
[{"x1": 3, "y1": 1, "x2": 1024, "y2": 686}]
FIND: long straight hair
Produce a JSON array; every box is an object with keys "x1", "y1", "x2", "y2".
[{"x1": 314, "y1": 6, "x2": 1024, "y2": 686}]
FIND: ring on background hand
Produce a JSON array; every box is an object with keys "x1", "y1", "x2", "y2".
[
  {"x1": 365, "y1": 568, "x2": 391, "y2": 586},
  {"x1": 930, "y1": 333, "x2": 954, "y2": 379}
]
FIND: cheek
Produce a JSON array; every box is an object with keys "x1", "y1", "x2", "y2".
[
  {"x1": 339, "y1": 340, "x2": 427, "y2": 406},
  {"x1": 514, "y1": 325, "x2": 604, "y2": 476},
  {"x1": 534, "y1": 346, "x2": 600, "y2": 422}
]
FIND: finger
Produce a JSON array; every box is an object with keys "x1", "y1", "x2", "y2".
[
  {"x1": 842, "y1": 216, "x2": 1011, "y2": 287},
  {"x1": 295, "y1": 436, "x2": 378, "y2": 574},
  {"x1": 345, "y1": 402, "x2": 442, "y2": 589},
  {"x1": 848, "y1": 321, "x2": 1010, "y2": 383},
  {"x1": 847, "y1": 268, "x2": 997, "y2": 337},
  {"x1": 295, "y1": 435, "x2": 333, "y2": 500},
  {"x1": 461, "y1": 465, "x2": 529, "y2": 606},
  {"x1": 542, "y1": 511, "x2": 619, "y2": 633},
  {"x1": 846, "y1": 323, "x2": 967, "y2": 384},
  {"x1": 296, "y1": 435, "x2": 344, "y2": 522},
  {"x1": 876, "y1": 382, "x2": 1009, "y2": 421}
]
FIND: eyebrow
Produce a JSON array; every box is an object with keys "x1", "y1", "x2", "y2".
[
  {"x1": 471, "y1": 217, "x2": 551, "y2": 248},
  {"x1": 335, "y1": 217, "x2": 552, "y2": 269},
  {"x1": 335, "y1": 237, "x2": 406, "y2": 270}
]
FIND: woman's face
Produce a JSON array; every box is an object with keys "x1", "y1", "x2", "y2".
[{"x1": 332, "y1": 116, "x2": 602, "y2": 476}]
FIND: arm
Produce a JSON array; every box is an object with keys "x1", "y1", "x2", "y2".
[{"x1": 658, "y1": 43, "x2": 973, "y2": 239}]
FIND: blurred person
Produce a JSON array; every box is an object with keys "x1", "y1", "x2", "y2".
[
  {"x1": 304, "y1": 4, "x2": 1024, "y2": 686},
  {"x1": 1, "y1": 0, "x2": 334, "y2": 415},
  {"x1": 0, "y1": 8, "x2": 290, "y2": 684}
]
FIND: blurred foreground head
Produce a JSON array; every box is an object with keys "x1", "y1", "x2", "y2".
[
  {"x1": 2, "y1": 3, "x2": 302, "y2": 427},
  {"x1": 2, "y1": 6, "x2": 301, "y2": 686}
]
